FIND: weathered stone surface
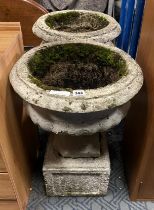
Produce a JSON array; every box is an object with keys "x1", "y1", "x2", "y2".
[
  {"x1": 32, "y1": 10, "x2": 121, "y2": 43},
  {"x1": 26, "y1": 102, "x2": 130, "y2": 135},
  {"x1": 9, "y1": 40, "x2": 143, "y2": 135},
  {"x1": 52, "y1": 133, "x2": 101, "y2": 158},
  {"x1": 43, "y1": 134, "x2": 110, "y2": 196}
]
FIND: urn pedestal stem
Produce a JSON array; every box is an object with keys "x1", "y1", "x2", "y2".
[{"x1": 52, "y1": 133, "x2": 101, "y2": 158}]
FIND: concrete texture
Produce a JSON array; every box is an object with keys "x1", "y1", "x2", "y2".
[
  {"x1": 26, "y1": 102, "x2": 130, "y2": 135},
  {"x1": 33, "y1": 10, "x2": 121, "y2": 43},
  {"x1": 43, "y1": 134, "x2": 110, "y2": 196}
]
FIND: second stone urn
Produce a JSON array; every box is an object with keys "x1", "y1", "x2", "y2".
[
  {"x1": 10, "y1": 39, "x2": 143, "y2": 196},
  {"x1": 33, "y1": 10, "x2": 121, "y2": 43}
]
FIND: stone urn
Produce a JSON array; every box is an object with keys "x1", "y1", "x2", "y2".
[
  {"x1": 9, "y1": 39, "x2": 143, "y2": 196},
  {"x1": 33, "y1": 10, "x2": 121, "y2": 44}
]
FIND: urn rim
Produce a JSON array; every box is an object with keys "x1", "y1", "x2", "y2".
[
  {"x1": 9, "y1": 40, "x2": 143, "y2": 113},
  {"x1": 32, "y1": 10, "x2": 121, "y2": 42}
]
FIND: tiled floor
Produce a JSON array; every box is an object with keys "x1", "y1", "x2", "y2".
[{"x1": 27, "y1": 125, "x2": 154, "y2": 210}]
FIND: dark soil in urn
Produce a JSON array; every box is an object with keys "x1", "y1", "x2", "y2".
[
  {"x1": 28, "y1": 43, "x2": 127, "y2": 90},
  {"x1": 41, "y1": 62, "x2": 120, "y2": 89}
]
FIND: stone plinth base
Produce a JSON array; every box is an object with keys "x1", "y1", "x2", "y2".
[{"x1": 43, "y1": 134, "x2": 110, "y2": 196}]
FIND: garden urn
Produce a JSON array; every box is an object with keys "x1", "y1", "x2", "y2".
[
  {"x1": 9, "y1": 40, "x2": 143, "y2": 196},
  {"x1": 33, "y1": 10, "x2": 121, "y2": 44}
]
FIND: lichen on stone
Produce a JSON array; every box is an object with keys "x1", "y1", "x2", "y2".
[
  {"x1": 62, "y1": 106, "x2": 72, "y2": 112},
  {"x1": 81, "y1": 103, "x2": 87, "y2": 110}
]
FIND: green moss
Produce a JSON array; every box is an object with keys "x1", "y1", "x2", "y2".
[
  {"x1": 29, "y1": 75, "x2": 73, "y2": 92},
  {"x1": 45, "y1": 11, "x2": 109, "y2": 32},
  {"x1": 118, "y1": 68, "x2": 128, "y2": 77},
  {"x1": 46, "y1": 11, "x2": 80, "y2": 29},
  {"x1": 28, "y1": 43, "x2": 126, "y2": 76},
  {"x1": 28, "y1": 43, "x2": 127, "y2": 90}
]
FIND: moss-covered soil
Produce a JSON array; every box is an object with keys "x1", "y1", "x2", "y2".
[
  {"x1": 28, "y1": 43, "x2": 127, "y2": 90},
  {"x1": 45, "y1": 11, "x2": 109, "y2": 32}
]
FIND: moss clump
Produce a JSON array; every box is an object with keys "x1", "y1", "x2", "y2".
[
  {"x1": 45, "y1": 11, "x2": 109, "y2": 32},
  {"x1": 28, "y1": 75, "x2": 73, "y2": 92},
  {"x1": 28, "y1": 43, "x2": 127, "y2": 90},
  {"x1": 46, "y1": 11, "x2": 79, "y2": 29}
]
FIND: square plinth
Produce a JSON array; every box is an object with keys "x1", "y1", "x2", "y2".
[{"x1": 43, "y1": 134, "x2": 110, "y2": 196}]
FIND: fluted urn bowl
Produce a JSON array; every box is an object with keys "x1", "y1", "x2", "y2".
[
  {"x1": 33, "y1": 10, "x2": 121, "y2": 43},
  {"x1": 9, "y1": 40, "x2": 143, "y2": 135}
]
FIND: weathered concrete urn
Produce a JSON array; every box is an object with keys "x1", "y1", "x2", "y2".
[
  {"x1": 10, "y1": 39, "x2": 143, "y2": 196},
  {"x1": 9, "y1": 40, "x2": 143, "y2": 135},
  {"x1": 33, "y1": 10, "x2": 121, "y2": 43}
]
